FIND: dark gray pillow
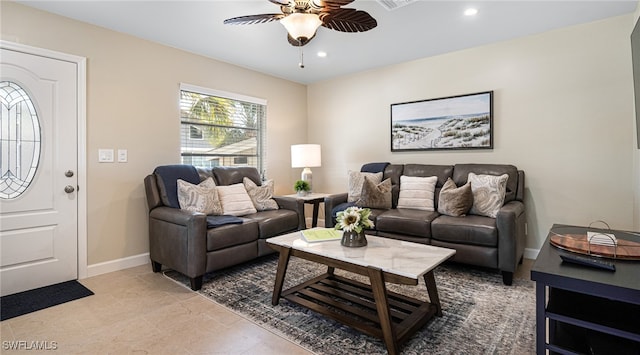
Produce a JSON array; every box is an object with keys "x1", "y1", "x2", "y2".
[
  {"x1": 356, "y1": 177, "x2": 392, "y2": 209},
  {"x1": 437, "y1": 178, "x2": 473, "y2": 217}
]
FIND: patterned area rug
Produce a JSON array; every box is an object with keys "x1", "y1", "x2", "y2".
[{"x1": 165, "y1": 254, "x2": 535, "y2": 354}]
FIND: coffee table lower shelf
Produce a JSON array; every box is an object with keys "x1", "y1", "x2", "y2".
[{"x1": 281, "y1": 271, "x2": 439, "y2": 349}]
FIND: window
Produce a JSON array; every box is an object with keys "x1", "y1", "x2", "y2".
[
  {"x1": 189, "y1": 125, "x2": 203, "y2": 140},
  {"x1": 0, "y1": 81, "x2": 41, "y2": 200},
  {"x1": 180, "y1": 84, "x2": 266, "y2": 172}
]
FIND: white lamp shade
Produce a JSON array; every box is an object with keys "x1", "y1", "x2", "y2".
[
  {"x1": 291, "y1": 144, "x2": 321, "y2": 168},
  {"x1": 280, "y1": 13, "x2": 322, "y2": 40}
]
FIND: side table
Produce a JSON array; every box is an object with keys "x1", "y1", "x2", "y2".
[
  {"x1": 530, "y1": 224, "x2": 640, "y2": 354},
  {"x1": 283, "y1": 193, "x2": 330, "y2": 228}
]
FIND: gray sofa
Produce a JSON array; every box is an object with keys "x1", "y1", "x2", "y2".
[
  {"x1": 325, "y1": 163, "x2": 526, "y2": 285},
  {"x1": 144, "y1": 165, "x2": 305, "y2": 290}
]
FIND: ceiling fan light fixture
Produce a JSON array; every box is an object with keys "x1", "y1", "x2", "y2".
[{"x1": 280, "y1": 13, "x2": 322, "y2": 42}]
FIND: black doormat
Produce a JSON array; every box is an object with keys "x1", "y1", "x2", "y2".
[{"x1": 1, "y1": 280, "x2": 94, "y2": 321}]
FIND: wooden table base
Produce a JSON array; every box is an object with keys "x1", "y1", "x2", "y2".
[{"x1": 271, "y1": 246, "x2": 442, "y2": 355}]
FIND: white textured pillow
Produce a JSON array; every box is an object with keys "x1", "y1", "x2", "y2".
[
  {"x1": 347, "y1": 171, "x2": 383, "y2": 203},
  {"x1": 397, "y1": 175, "x2": 438, "y2": 211},
  {"x1": 243, "y1": 177, "x2": 279, "y2": 211},
  {"x1": 177, "y1": 177, "x2": 222, "y2": 215},
  {"x1": 216, "y1": 183, "x2": 257, "y2": 216},
  {"x1": 468, "y1": 173, "x2": 509, "y2": 218}
]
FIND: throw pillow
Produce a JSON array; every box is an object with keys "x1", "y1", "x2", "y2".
[
  {"x1": 216, "y1": 183, "x2": 258, "y2": 216},
  {"x1": 347, "y1": 171, "x2": 383, "y2": 203},
  {"x1": 243, "y1": 177, "x2": 279, "y2": 211},
  {"x1": 356, "y1": 177, "x2": 392, "y2": 209},
  {"x1": 437, "y1": 178, "x2": 473, "y2": 217},
  {"x1": 397, "y1": 175, "x2": 438, "y2": 211},
  {"x1": 177, "y1": 177, "x2": 223, "y2": 215},
  {"x1": 468, "y1": 173, "x2": 509, "y2": 218}
]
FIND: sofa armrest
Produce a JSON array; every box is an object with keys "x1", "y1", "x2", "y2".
[
  {"x1": 273, "y1": 196, "x2": 306, "y2": 230},
  {"x1": 496, "y1": 200, "x2": 526, "y2": 273},
  {"x1": 150, "y1": 206, "x2": 204, "y2": 225},
  {"x1": 324, "y1": 193, "x2": 348, "y2": 228},
  {"x1": 148, "y1": 206, "x2": 207, "y2": 279}
]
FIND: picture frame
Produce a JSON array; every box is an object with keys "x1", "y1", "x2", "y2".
[{"x1": 391, "y1": 91, "x2": 493, "y2": 151}]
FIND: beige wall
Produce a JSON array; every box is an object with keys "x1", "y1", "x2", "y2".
[
  {"x1": 1, "y1": 2, "x2": 308, "y2": 265},
  {"x1": 308, "y1": 14, "x2": 636, "y2": 251}
]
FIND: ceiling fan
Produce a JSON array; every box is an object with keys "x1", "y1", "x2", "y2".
[{"x1": 223, "y1": 0, "x2": 377, "y2": 47}]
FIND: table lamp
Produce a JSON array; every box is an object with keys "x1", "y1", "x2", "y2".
[{"x1": 291, "y1": 144, "x2": 321, "y2": 191}]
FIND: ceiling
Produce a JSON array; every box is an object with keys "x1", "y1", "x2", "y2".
[{"x1": 17, "y1": 0, "x2": 638, "y2": 84}]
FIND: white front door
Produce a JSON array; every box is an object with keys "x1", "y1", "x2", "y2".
[{"x1": 0, "y1": 47, "x2": 79, "y2": 296}]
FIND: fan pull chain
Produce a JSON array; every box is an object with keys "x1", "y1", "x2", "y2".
[{"x1": 298, "y1": 40, "x2": 305, "y2": 69}]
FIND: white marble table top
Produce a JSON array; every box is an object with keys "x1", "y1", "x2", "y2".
[{"x1": 267, "y1": 228, "x2": 456, "y2": 280}]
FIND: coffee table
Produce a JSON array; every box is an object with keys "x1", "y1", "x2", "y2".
[{"x1": 267, "y1": 230, "x2": 456, "y2": 355}]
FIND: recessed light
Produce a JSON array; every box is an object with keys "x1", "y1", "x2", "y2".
[
  {"x1": 464, "y1": 8, "x2": 478, "y2": 16},
  {"x1": 317, "y1": 51, "x2": 327, "y2": 58}
]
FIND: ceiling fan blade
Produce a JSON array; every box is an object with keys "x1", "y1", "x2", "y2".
[
  {"x1": 268, "y1": 0, "x2": 291, "y2": 5},
  {"x1": 320, "y1": 8, "x2": 377, "y2": 32},
  {"x1": 223, "y1": 14, "x2": 285, "y2": 26},
  {"x1": 311, "y1": 0, "x2": 354, "y2": 10}
]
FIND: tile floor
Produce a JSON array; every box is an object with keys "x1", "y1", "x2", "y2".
[{"x1": 0, "y1": 258, "x2": 535, "y2": 354}]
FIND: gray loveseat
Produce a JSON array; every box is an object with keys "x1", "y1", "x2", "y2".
[
  {"x1": 144, "y1": 165, "x2": 305, "y2": 290},
  {"x1": 325, "y1": 163, "x2": 526, "y2": 285}
]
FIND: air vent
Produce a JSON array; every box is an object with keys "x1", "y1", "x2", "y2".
[{"x1": 376, "y1": 0, "x2": 417, "y2": 11}]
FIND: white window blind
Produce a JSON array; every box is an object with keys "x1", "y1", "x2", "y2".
[{"x1": 179, "y1": 84, "x2": 266, "y2": 175}]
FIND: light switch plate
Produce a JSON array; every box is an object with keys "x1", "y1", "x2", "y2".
[
  {"x1": 117, "y1": 149, "x2": 128, "y2": 163},
  {"x1": 98, "y1": 149, "x2": 114, "y2": 163}
]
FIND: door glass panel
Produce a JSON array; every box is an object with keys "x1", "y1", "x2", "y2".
[{"x1": 0, "y1": 81, "x2": 41, "y2": 199}]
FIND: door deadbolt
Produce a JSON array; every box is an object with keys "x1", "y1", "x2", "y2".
[
  {"x1": 64, "y1": 185, "x2": 75, "y2": 193},
  {"x1": 65, "y1": 170, "x2": 74, "y2": 177}
]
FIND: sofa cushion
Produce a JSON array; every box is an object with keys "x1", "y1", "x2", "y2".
[
  {"x1": 243, "y1": 209, "x2": 300, "y2": 239},
  {"x1": 431, "y1": 215, "x2": 498, "y2": 247},
  {"x1": 468, "y1": 173, "x2": 508, "y2": 218},
  {"x1": 348, "y1": 171, "x2": 383, "y2": 203},
  {"x1": 243, "y1": 177, "x2": 279, "y2": 211},
  {"x1": 376, "y1": 208, "x2": 439, "y2": 238},
  {"x1": 177, "y1": 177, "x2": 223, "y2": 215},
  {"x1": 154, "y1": 165, "x2": 200, "y2": 208},
  {"x1": 212, "y1": 166, "x2": 261, "y2": 186},
  {"x1": 397, "y1": 175, "x2": 437, "y2": 211},
  {"x1": 206, "y1": 219, "x2": 259, "y2": 251},
  {"x1": 437, "y1": 178, "x2": 473, "y2": 217},
  {"x1": 356, "y1": 177, "x2": 392, "y2": 209},
  {"x1": 216, "y1": 183, "x2": 258, "y2": 216}
]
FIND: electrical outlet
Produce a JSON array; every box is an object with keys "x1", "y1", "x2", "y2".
[
  {"x1": 117, "y1": 149, "x2": 128, "y2": 163},
  {"x1": 98, "y1": 149, "x2": 114, "y2": 163}
]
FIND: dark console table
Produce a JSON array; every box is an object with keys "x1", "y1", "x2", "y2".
[{"x1": 530, "y1": 224, "x2": 640, "y2": 354}]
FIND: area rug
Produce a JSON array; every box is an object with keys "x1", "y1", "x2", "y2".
[
  {"x1": 1, "y1": 280, "x2": 94, "y2": 321},
  {"x1": 165, "y1": 255, "x2": 535, "y2": 354}
]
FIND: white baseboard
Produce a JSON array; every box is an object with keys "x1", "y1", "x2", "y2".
[
  {"x1": 85, "y1": 252, "x2": 150, "y2": 278},
  {"x1": 524, "y1": 247, "x2": 540, "y2": 260},
  {"x1": 82, "y1": 243, "x2": 539, "y2": 279}
]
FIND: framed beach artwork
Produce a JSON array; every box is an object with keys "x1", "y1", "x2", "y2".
[{"x1": 391, "y1": 91, "x2": 493, "y2": 151}]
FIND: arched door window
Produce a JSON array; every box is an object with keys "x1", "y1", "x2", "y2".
[{"x1": 0, "y1": 81, "x2": 41, "y2": 199}]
